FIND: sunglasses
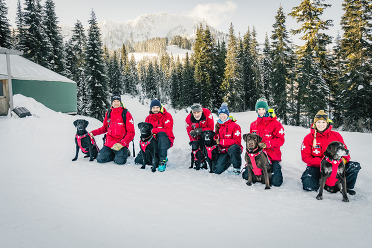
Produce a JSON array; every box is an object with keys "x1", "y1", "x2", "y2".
[
  {"x1": 315, "y1": 114, "x2": 328, "y2": 119},
  {"x1": 191, "y1": 104, "x2": 201, "y2": 110}
]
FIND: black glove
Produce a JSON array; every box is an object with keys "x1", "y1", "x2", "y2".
[{"x1": 190, "y1": 128, "x2": 202, "y2": 137}]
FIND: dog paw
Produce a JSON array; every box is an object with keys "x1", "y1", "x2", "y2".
[
  {"x1": 342, "y1": 198, "x2": 349, "y2": 202},
  {"x1": 151, "y1": 166, "x2": 157, "y2": 172},
  {"x1": 89, "y1": 159, "x2": 94, "y2": 162},
  {"x1": 72, "y1": 158, "x2": 77, "y2": 161},
  {"x1": 189, "y1": 165, "x2": 193, "y2": 169},
  {"x1": 265, "y1": 186, "x2": 271, "y2": 190},
  {"x1": 246, "y1": 182, "x2": 252, "y2": 186},
  {"x1": 316, "y1": 195, "x2": 323, "y2": 200},
  {"x1": 140, "y1": 165, "x2": 146, "y2": 169}
]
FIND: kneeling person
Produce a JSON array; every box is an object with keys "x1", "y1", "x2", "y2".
[{"x1": 90, "y1": 92, "x2": 135, "y2": 165}]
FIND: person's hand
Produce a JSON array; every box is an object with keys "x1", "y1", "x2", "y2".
[
  {"x1": 88, "y1": 132, "x2": 94, "y2": 137},
  {"x1": 216, "y1": 139, "x2": 220, "y2": 145},
  {"x1": 258, "y1": 142, "x2": 267, "y2": 149},
  {"x1": 190, "y1": 130, "x2": 197, "y2": 137},
  {"x1": 112, "y1": 143, "x2": 124, "y2": 151},
  {"x1": 194, "y1": 128, "x2": 202, "y2": 136}
]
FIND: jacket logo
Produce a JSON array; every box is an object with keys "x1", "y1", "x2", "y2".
[
  {"x1": 279, "y1": 129, "x2": 284, "y2": 135},
  {"x1": 118, "y1": 123, "x2": 124, "y2": 125},
  {"x1": 129, "y1": 119, "x2": 134, "y2": 124},
  {"x1": 313, "y1": 149, "x2": 320, "y2": 155},
  {"x1": 165, "y1": 120, "x2": 170, "y2": 124},
  {"x1": 209, "y1": 114, "x2": 212, "y2": 119},
  {"x1": 235, "y1": 130, "x2": 241, "y2": 136},
  {"x1": 225, "y1": 134, "x2": 231, "y2": 137},
  {"x1": 301, "y1": 144, "x2": 306, "y2": 150}
]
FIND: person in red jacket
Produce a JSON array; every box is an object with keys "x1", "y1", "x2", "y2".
[
  {"x1": 136, "y1": 99, "x2": 174, "y2": 172},
  {"x1": 214, "y1": 103, "x2": 242, "y2": 175},
  {"x1": 90, "y1": 92, "x2": 135, "y2": 165},
  {"x1": 242, "y1": 97, "x2": 285, "y2": 186},
  {"x1": 301, "y1": 110, "x2": 361, "y2": 194},
  {"x1": 185, "y1": 103, "x2": 214, "y2": 170}
]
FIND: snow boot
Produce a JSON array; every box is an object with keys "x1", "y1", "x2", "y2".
[
  {"x1": 347, "y1": 189, "x2": 356, "y2": 195},
  {"x1": 158, "y1": 158, "x2": 168, "y2": 172},
  {"x1": 233, "y1": 168, "x2": 240, "y2": 175}
]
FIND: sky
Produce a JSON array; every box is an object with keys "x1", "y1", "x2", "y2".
[{"x1": 6, "y1": 0, "x2": 344, "y2": 44}]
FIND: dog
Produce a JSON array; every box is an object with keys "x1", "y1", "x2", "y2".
[
  {"x1": 189, "y1": 140, "x2": 205, "y2": 170},
  {"x1": 243, "y1": 133, "x2": 272, "y2": 189},
  {"x1": 72, "y1": 119, "x2": 99, "y2": 162},
  {"x1": 200, "y1": 130, "x2": 218, "y2": 173},
  {"x1": 316, "y1": 141, "x2": 350, "y2": 202},
  {"x1": 138, "y1": 122, "x2": 159, "y2": 172}
]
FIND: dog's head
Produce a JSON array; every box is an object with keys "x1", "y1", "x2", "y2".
[
  {"x1": 201, "y1": 130, "x2": 216, "y2": 146},
  {"x1": 243, "y1": 133, "x2": 262, "y2": 151},
  {"x1": 73, "y1": 119, "x2": 89, "y2": 132},
  {"x1": 324, "y1": 141, "x2": 349, "y2": 160},
  {"x1": 138, "y1": 122, "x2": 153, "y2": 138}
]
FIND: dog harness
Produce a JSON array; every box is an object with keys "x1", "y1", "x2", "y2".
[
  {"x1": 205, "y1": 145, "x2": 218, "y2": 160},
  {"x1": 245, "y1": 149, "x2": 271, "y2": 176},
  {"x1": 140, "y1": 136, "x2": 154, "y2": 152},
  {"x1": 192, "y1": 148, "x2": 204, "y2": 162},
  {"x1": 322, "y1": 156, "x2": 342, "y2": 187},
  {"x1": 76, "y1": 134, "x2": 99, "y2": 154}
]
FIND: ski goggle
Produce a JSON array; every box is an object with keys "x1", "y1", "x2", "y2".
[
  {"x1": 315, "y1": 114, "x2": 328, "y2": 119},
  {"x1": 191, "y1": 104, "x2": 202, "y2": 112}
]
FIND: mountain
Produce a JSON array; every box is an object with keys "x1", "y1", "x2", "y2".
[{"x1": 61, "y1": 12, "x2": 227, "y2": 50}]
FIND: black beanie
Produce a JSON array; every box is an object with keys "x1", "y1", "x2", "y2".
[
  {"x1": 150, "y1": 99, "x2": 161, "y2": 109},
  {"x1": 111, "y1": 91, "x2": 121, "y2": 102}
]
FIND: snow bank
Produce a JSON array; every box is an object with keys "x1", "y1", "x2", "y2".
[{"x1": 0, "y1": 95, "x2": 371, "y2": 248}]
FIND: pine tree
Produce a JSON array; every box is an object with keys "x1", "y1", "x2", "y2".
[
  {"x1": 339, "y1": 0, "x2": 372, "y2": 131},
  {"x1": 14, "y1": 0, "x2": 24, "y2": 50},
  {"x1": 181, "y1": 52, "x2": 196, "y2": 107},
  {"x1": 289, "y1": 0, "x2": 331, "y2": 126},
  {"x1": 222, "y1": 23, "x2": 241, "y2": 111},
  {"x1": 271, "y1": 6, "x2": 293, "y2": 124},
  {"x1": 145, "y1": 61, "x2": 157, "y2": 99},
  {"x1": 0, "y1": 0, "x2": 12, "y2": 48},
  {"x1": 261, "y1": 34, "x2": 273, "y2": 105},
  {"x1": 85, "y1": 10, "x2": 109, "y2": 121},
  {"x1": 211, "y1": 40, "x2": 226, "y2": 111},
  {"x1": 21, "y1": 0, "x2": 51, "y2": 67},
  {"x1": 108, "y1": 51, "x2": 123, "y2": 93},
  {"x1": 43, "y1": 0, "x2": 66, "y2": 74}
]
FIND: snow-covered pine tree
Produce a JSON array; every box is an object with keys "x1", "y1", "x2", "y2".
[
  {"x1": 271, "y1": 5, "x2": 293, "y2": 124},
  {"x1": 14, "y1": 0, "x2": 25, "y2": 51},
  {"x1": 222, "y1": 23, "x2": 241, "y2": 112},
  {"x1": 21, "y1": 0, "x2": 51, "y2": 68},
  {"x1": 85, "y1": 10, "x2": 109, "y2": 121},
  {"x1": 0, "y1": 0, "x2": 12, "y2": 48},
  {"x1": 339, "y1": 0, "x2": 372, "y2": 131},
  {"x1": 181, "y1": 52, "x2": 195, "y2": 108},
  {"x1": 289, "y1": 0, "x2": 331, "y2": 126},
  {"x1": 170, "y1": 57, "x2": 183, "y2": 109},
  {"x1": 211, "y1": 40, "x2": 226, "y2": 112},
  {"x1": 145, "y1": 61, "x2": 157, "y2": 99},
  {"x1": 261, "y1": 34, "x2": 273, "y2": 106},
  {"x1": 43, "y1": 0, "x2": 66, "y2": 75}
]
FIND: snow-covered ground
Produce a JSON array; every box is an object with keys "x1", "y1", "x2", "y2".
[{"x1": 1, "y1": 95, "x2": 371, "y2": 248}]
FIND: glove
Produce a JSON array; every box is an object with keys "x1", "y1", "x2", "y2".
[
  {"x1": 258, "y1": 142, "x2": 267, "y2": 149},
  {"x1": 111, "y1": 143, "x2": 124, "y2": 151},
  {"x1": 194, "y1": 128, "x2": 202, "y2": 136},
  {"x1": 216, "y1": 139, "x2": 220, "y2": 145},
  {"x1": 342, "y1": 157, "x2": 347, "y2": 164}
]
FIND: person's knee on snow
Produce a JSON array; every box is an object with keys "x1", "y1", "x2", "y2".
[
  {"x1": 271, "y1": 161, "x2": 283, "y2": 187},
  {"x1": 96, "y1": 146, "x2": 114, "y2": 163},
  {"x1": 114, "y1": 147, "x2": 128, "y2": 165},
  {"x1": 345, "y1": 161, "x2": 361, "y2": 190},
  {"x1": 301, "y1": 166, "x2": 320, "y2": 191}
]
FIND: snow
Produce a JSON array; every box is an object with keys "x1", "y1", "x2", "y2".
[
  {"x1": 1, "y1": 94, "x2": 372, "y2": 248},
  {"x1": 128, "y1": 45, "x2": 192, "y2": 62},
  {"x1": 0, "y1": 54, "x2": 75, "y2": 83}
]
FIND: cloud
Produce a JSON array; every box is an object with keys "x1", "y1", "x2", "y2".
[{"x1": 188, "y1": 1, "x2": 237, "y2": 28}]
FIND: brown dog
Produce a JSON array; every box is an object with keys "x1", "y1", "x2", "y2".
[
  {"x1": 316, "y1": 141, "x2": 349, "y2": 202},
  {"x1": 243, "y1": 133, "x2": 272, "y2": 189}
]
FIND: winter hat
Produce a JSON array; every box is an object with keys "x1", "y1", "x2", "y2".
[
  {"x1": 218, "y1": 103, "x2": 229, "y2": 116},
  {"x1": 255, "y1": 97, "x2": 269, "y2": 112},
  {"x1": 191, "y1": 103, "x2": 203, "y2": 113},
  {"x1": 111, "y1": 91, "x2": 121, "y2": 102},
  {"x1": 314, "y1": 110, "x2": 329, "y2": 123},
  {"x1": 150, "y1": 99, "x2": 162, "y2": 109}
]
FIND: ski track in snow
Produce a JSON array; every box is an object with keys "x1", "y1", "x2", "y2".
[{"x1": 1, "y1": 94, "x2": 371, "y2": 248}]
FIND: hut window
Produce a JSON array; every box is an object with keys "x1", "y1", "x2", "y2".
[{"x1": 0, "y1": 81, "x2": 4, "y2": 96}]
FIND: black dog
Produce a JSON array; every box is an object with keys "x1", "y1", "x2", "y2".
[
  {"x1": 201, "y1": 130, "x2": 218, "y2": 173},
  {"x1": 138, "y1": 122, "x2": 159, "y2": 172},
  {"x1": 72, "y1": 119, "x2": 99, "y2": 162},
  {"x1": 243, "y1": 133, "x2": 272, "y2": 189},
  {"x1": 316, "y1": 141, "x2": 350, "y2": 202}
]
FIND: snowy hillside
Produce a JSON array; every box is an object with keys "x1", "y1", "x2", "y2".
[
  {"x1": 1, "y1": 95, "x2": 371, "y2": 248},
  {"x1": 61, "y1": 12, "x2": 227, "y2": 50}
]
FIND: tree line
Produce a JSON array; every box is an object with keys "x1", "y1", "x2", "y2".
[{"x1": 0, "y1": 0, "x2": 371, "y2": 131}]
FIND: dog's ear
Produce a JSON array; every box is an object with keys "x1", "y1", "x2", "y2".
[
  {"x1": 243, "y1": 134, "x2": 248, "y2": 142},
  {"x1": 200, "y1": 131, "x2": 205, "y2": 138},
  {"x1": 83, "y1": 120, "x2": 89, "y2": 128},
  {"x1": 73, "y1": 120, "x2": 78, "y2": 127},
  {"x1": 325, "y1": 141, "x2": 337, "y2": 157},
  {"x1": 138, "y1": 122, "x2": 144, "y2": 129},
  {"x1": 257, "y1": 135, "x2": 262, "y2": 143}
]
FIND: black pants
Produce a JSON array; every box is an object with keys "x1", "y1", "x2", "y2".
[
  {"x1": 301, "y1": 161, "x2": 361, "y2": 191},
  {"x1": 97, "y1": 146, "x2": 128, "y2": 165},
  {"x1": 214, "y1": 144, "x2": 242, "y2": 174},
  {"x1": 241, "y1": 160, "x2": 283, "y2": 187},
  {"x1": 135, "y1": 132, "x2": 171, "y2": 164}
]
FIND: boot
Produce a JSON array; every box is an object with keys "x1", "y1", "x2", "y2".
[{"x1": 158, "y1": 158, "x2": 168, "y2": 172}]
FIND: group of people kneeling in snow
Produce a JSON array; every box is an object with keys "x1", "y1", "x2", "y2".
[{"x1": 85, "y1": 92, "x2": 361, "y2": 195}]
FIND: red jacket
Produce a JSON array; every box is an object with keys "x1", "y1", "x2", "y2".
[
  {"x1": 301, "y1": 125, "x2": 351, "y2": 168},
  {"x1": 215, "y1": 118, "x2": 243, "y2": 152},
  {"x1": 250, "y1": 116, "x2": 285, "y2": 161},
  {"x1": 91, "y1": 107, "x2": 135, "y2": 148},
  {"x1": 145, "y1": 107, "x2": 175, "y2": 147},
  {"x1": 185, "y1": 108, "x2": 214, "y2": 141}
]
